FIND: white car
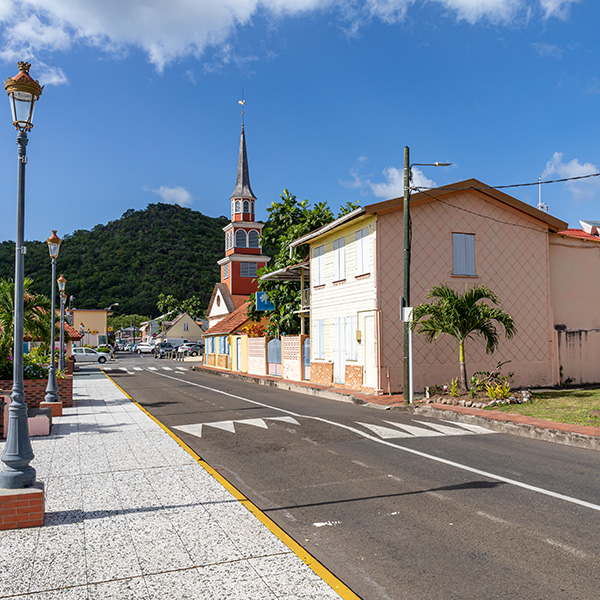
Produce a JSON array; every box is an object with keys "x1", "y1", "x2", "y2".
[
  {"x1": 72, "y1": 347, "x2": 110, "y2": 364},
  {"x1": 135, "y1": 342, "x2": 154, "y2": 354}
]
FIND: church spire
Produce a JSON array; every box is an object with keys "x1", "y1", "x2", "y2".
[{"x1": 229, "y1": 123, "x2": 256, "y2": 201}]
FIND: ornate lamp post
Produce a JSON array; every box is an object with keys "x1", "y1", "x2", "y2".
[
  {"x1": 44, "y1": 231, "x2": 61, "y2": 403},
  {"x1": 0, "y1": 62, "x2": 43, "y2": 489},
  {"x1": 57, "y1": 275, "x2": 66, "y2": 371}
]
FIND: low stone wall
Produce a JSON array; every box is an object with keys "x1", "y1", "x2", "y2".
[{"x1": 0, "y1": 375, "x2": 73, "y2": 437}]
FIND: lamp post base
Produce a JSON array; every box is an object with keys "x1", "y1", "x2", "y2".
[
  {"x1": 0, "y1": 482, "x2": 44, "y2": 529},
  {"x1": 39, "y1": 401, "x2": 62, "y2": 417}
]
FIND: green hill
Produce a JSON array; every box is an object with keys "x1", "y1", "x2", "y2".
[{"x1": 0, "y1": 203, "x2": 229, "y2": 317}]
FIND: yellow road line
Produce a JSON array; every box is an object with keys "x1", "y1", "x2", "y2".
[{"x1": 100, "y1": 370, "x2": 362, "y2": 599}]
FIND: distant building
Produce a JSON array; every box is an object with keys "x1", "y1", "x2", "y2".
[{"x1": 71, "y1": 308, "x2": 109, "y2": 347}]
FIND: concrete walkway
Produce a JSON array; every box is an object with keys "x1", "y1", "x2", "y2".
[{"x1": 0, "y1": 372, "x2": 350, "y2": 600}]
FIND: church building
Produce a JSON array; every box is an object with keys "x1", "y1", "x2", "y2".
[{"x1": 205, "y1": 122, "x2": 270, "y2": 335}]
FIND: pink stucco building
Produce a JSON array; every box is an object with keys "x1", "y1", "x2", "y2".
[{"x1": 298, "y1": 179, "x2": 599, "y2": 394}]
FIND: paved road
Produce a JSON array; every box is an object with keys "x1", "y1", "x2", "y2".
[{"x1": 101, "y1": 354, "x2": 600, "y2": 599}]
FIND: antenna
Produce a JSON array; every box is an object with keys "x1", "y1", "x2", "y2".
[
  {"x1": 238, "y1": 90, "x2": 245, "y2": 126},
  {"x1": 537, "y1": 176, "x2": 549, "y2": 212}
]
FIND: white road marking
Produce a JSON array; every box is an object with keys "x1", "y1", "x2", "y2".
[
  {"x1": 174, "y1": 416, "x2": 297, "y2": 438},
  {"x1": 162, "y1": 367, "x2": 173, "y2": 371},
  {"x1": 413, "y1": 419, "x2": 488, "y2": 436},
  {"x1": 382, "y1": 420, "x2": 444, "y2": 437},
  {"x1": 133, "y1": 367, "x2": 143, "y2": 371},
  {"x1": 544, "y1": 538, "x2": 590, "y2": 559},
  {"x1": 358, "y1": 422, "x2": 413, "y2": 439},
  {"x1": 441, "y1": 420, "x2": 496, "y2": 434},
  {"x1": 147, "y1": 367, "x2": 157, "y2": 371},
  {"x1": 151, "y1": 371, "x2": 600, "y2": 514},
  {"x1": 313, "y1": 521, "x2": 341, "y2": 527},
  {"x1": 476, "y1": 511, "x2": 509, "y2": 524},
  {"x1": 103, "y1": 367, "x2": 112, "y2": 371}
]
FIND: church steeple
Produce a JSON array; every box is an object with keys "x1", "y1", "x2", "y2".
[
  {"x1": 230, "y1": 124, "x2": 256, "y2": 203},
  {"x1": 219, "y1": 115, "x2": 270, "y2": 296}
]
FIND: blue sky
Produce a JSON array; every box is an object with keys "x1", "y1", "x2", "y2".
[{"x1": 0, "y1": 0, "x2": 598, "y2": 243}]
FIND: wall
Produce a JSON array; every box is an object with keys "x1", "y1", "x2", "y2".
[
  {"x1": 310, "y1": 214, "x2": 379, "y2": 390},
  {"x1": 377, "y1": 190, "x2": 556, "y2": 393},
  {"x1": 550, "y1": 233, "x2": 600, "y2": 384},
  {"x1": 282, "y1": 336, "x2": 306, "y2": 382},
  {"x1": 247, "y1": 337, "x2": 267, "y2": 376}
]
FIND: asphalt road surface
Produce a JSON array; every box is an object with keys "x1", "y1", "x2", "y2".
[{"x1": 94, "y1": 354, "x2": 600, "y2": 599}]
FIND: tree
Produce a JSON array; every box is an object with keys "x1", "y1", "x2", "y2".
[
  {"x1": 0, "y1": 278, "x2": 51, "y2": 354},
  {"x1": 412, "y1": 284, "x2": 516, "y2": 390},
  {"x1": 248, "y1": 189, "x2": 359, "y2": 335},
  {"x1": 156, "y1": 293, "x2": 205, "y2": 321}
]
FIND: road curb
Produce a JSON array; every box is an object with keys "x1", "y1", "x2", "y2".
[{"x1": 413, "y1": 405, "x2": 600, "y2": 452}]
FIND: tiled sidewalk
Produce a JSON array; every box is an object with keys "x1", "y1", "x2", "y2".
[{"x1": 0, "y1": 374, "x2": 344, "y2": 599}]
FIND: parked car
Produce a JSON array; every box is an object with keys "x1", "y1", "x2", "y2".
[
  {"x1": 72, "y1": 347, "x2": 111, "y2": 364},
  {"x1": 153, "y1": 342, "x2": 174, "y2": 358},
  {"x1": 177, "y1": 343, "x2": 202, "y2": 357},
  {"x1": 135, "y1": 342, "x2": 154, "y2": 354}
]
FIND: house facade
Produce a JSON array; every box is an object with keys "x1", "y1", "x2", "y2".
[
  {"x1": 295, "y1": 180, "x2": 572, "y2": 394},
  {"x1": 155, "y1": 312, "x2": 205, "y2": 346},
  {"x1": 70, "y1": 308, "x2": 109, "y2": 347}
]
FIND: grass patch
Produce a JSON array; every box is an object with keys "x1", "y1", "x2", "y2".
[{"x1": 488, "y1": 388, "x2": 600, "y2": 428}]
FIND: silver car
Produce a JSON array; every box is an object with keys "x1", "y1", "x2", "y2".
[{"x1": 72, "y1": 347, "x2": 110, "y2": 364}]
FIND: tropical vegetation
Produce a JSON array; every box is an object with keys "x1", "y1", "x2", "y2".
[
  {"x1": 0, "y1": 203, "x2": 229, "y2": 317},
  {"x1": 413, "y1": 284, "x2": 516, "y2": 390},
  {"x1": 247, "y1": 189, "x2": 359, "y2": 335}
]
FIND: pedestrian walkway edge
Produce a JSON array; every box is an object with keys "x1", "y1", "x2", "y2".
[{"x1": 100, "y1": 370, "x2": 363, "y2": 600}]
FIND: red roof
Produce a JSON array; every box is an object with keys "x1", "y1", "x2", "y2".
[
  {"x1": 204, "y1": 302, "x2": 251, "y2": 336},
  {"x1": 557, "y1": 229, "x2": 600, "y2": 243}
]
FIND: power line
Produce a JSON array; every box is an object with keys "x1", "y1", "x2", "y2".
[{"x1": 412, "y1": 171, "x2": 600, "y2": 193}]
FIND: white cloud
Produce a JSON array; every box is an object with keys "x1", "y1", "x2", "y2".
[
  {"x1": 0, "y1": 1, "x2": 578, "y2": 73},
  {"x1": 147, "y1": 185, "x2": 194, "y2": 207},
  {"x1": 533, "y1": 42, "x2": 563, "y2": 58},
  {"x1": 370, "y1": 166, "x2": 438, "y2": 198},
  {"x1": 540, "y1": 0, "x2": 579, "y2": 20},
  {"x1": 341, "y1": 157, "x2": 439, "y2": 200},
  {"x1": 542, "y1": 152, "x2": 600, "y2": 200}
]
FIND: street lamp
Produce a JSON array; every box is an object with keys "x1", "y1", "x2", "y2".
[
  {"x1": 0, "y1": 62, "x2": 43, "y2": 489},
  {"x1": 44, "y1": 231, "x2": 61, "y2": 403},
  {"x1": 402, "y1": 146, "x2": 451, "y2": 404},
  {"x1": 57, "y1": 275, "x2": 66, "y2": 371}
]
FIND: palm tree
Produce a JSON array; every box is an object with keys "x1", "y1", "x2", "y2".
[
  {"x1": 0, "y1": 278, "x2": 51, "y2": 355},
  {"x1": 412, "y1": 284, "x2": 516, "y2": 390}
]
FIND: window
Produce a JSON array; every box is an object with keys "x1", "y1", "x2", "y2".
[
  {"x1": 313, "y1": 319, "x2": 325, "y2": 359},
  {"x1": 248, "y1": 230, "x2": 259, "y2": 248},
  {"x1": 243, "y1": 201, "x2": 249, "y2": 213},
  {"x1": 345, "y1": 316, "x2": 357, "y2": 360},
  {"x1": 355, "y1": 227, "x2": 369, "y2": 275},
  {"x1": 235, "y1": 229, "x2": 247, "y2": 247},
  {"x1": 333, "y1": 237, "x2": 345, "y2": 281},
  {"x1": 183, "y1": 323, "x2": 189, "y2": 332},
  {"x1": 313, "y1": 245, "x2": 324, "y2": 286},
  {"x1": 240, "y1": 262, "x2": 257, "y2": 278},
  {"x1": 235, "y1": 200, "x2": 241, "y2": 213},
  {"x1": 223, "y1": 263, "x2": 229, "y2": 279},
  {"x1": 452, "y1": 233, "x2": 476, "y2": 276}
]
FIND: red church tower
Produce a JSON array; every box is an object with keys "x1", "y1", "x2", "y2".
[{"x1": 217, "y1": 124, "x2": 270, "y2": 296}]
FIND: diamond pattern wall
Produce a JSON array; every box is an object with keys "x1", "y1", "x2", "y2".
[{"x1": 377, "y1": 190, "x2": 555, "y2": 391}]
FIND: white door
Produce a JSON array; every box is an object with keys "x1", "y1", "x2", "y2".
[
  {"x1": 236, "y1": 338, "x2": 241, "y2": 371},
  {"x1": 364, "y1": 315, "x2": 377, "y2": 389},
  {"x1": 333, "y1": 317, "x2": 345, "y2": 384}
]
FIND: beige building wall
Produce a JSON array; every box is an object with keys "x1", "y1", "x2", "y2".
[
  {"x1": 72, "y1": 309, "x2": 108, "y2": 347},
  {"x1": 310, "y1": 215, "x2": 379, "y2": 391},
  {"x1": 162, "y1": 314, "x2": 204, "y2": 343},
  {"x1": 377, "y1": 190, "x2": 556, "y2": 393},
  {"x1": 549, "y1": 233, "x2": 600, "y2": 384}
]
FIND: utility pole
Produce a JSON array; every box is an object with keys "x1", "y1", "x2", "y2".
[{"x1": 403, "y1": 146, "x2": 411, "y2": 402}]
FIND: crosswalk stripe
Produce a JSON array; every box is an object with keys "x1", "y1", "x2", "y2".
[
  {"x1": 162, "y1": 367, "x2": 173, "y2": 371},
  {"x1": 133, "y1": 367, "x2": 142, "y2": 371},
  {"x1": 147, "y1": 367, "x2": 157, "y2": 371},
  {"x1": 103, "y1": 367, "x2": 112, "y2": 371}
]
